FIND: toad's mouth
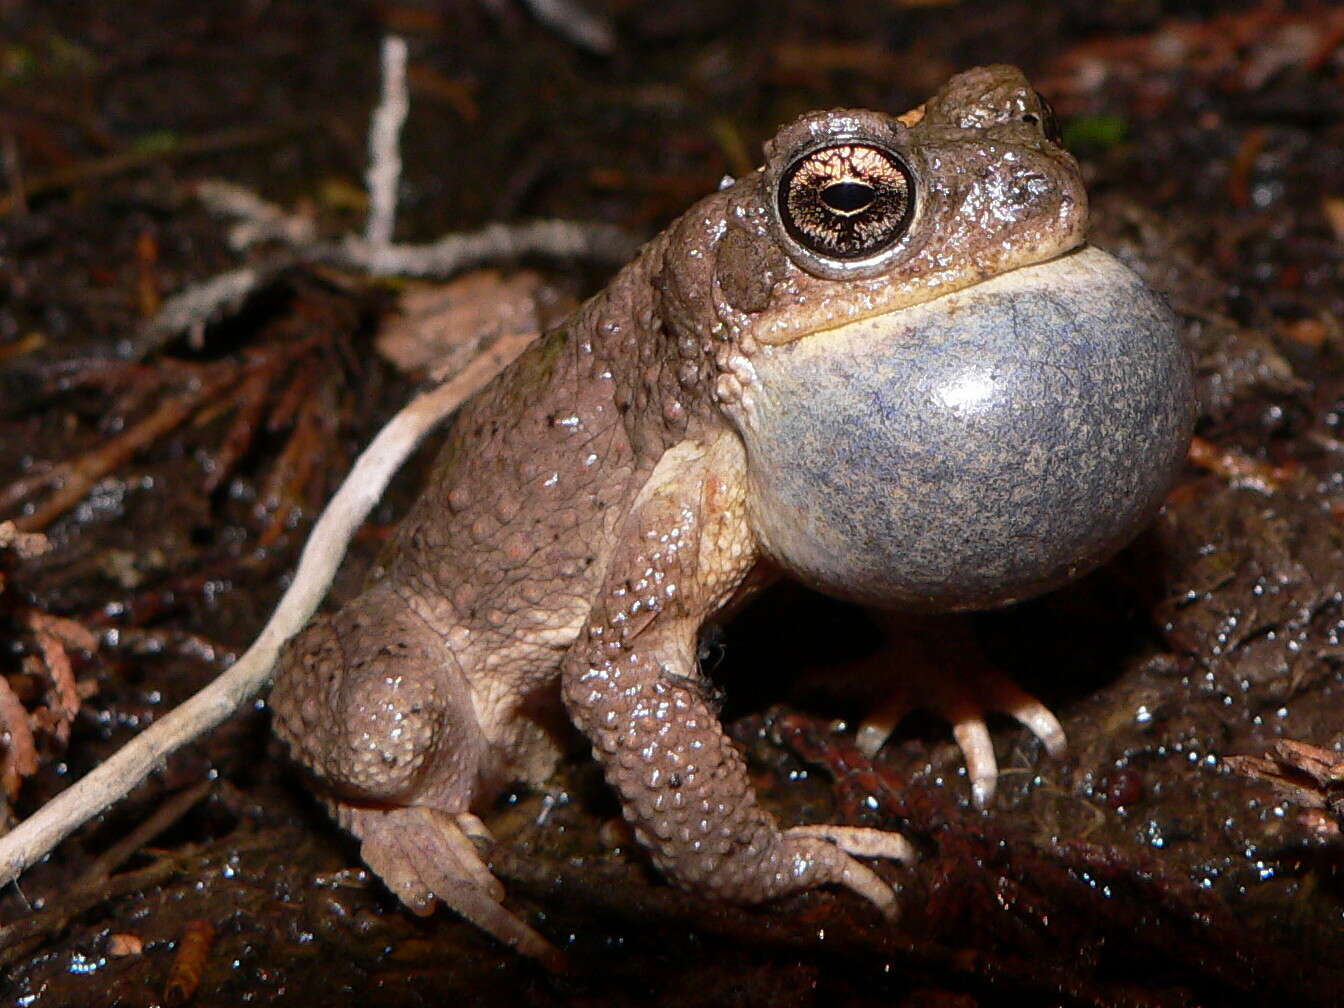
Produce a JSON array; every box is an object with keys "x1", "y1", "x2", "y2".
[{"x1": 764, "y1": 243, "x2": 1095, "y2": 349}]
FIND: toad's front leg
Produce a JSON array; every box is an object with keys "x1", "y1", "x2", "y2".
[{"x1": 562, "y1": 433, "x2": 912, "y2": 915}]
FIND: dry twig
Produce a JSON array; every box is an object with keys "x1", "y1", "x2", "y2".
[
  {"x1": 518, "y1": 0, "x2": 616, "y2": 54},
  {"x1": 137, "y1": 265, "x2": 281, "y2": 355},
  {"x1": 364, "y1": 36, "x2": 408, "y2": 248},
  {"x1": 339, "y1": 218, "x2": 637, "y2": 278},
  {"x1": 131, "y1": 212, "x2": 637, "y2": 359},
  {"x1": 194, "y1": 179, "x2": 316, "y2": 250}
]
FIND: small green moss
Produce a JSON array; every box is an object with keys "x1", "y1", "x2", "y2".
[
  {"x1": 1062, "y1": 115, "x2": 1129, "y2": 152},
  {"x1": 1, "y1": 33, "x2": 93, "y2": 86},
  {"x1": 1, "y1": 44, "x2": 36, "y2": 84},
  {"x1": 129, "y1": 131, "x2": 181, "y2": 156}
]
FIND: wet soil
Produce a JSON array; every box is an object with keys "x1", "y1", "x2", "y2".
[{"x1": 2, "y1": 1, "x2": 1344, "y2": 1005}]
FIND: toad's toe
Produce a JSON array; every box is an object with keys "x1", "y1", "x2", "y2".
[
  {"x1": 853, "y1": 614, "x2": 1067, "y2": 806},
  {"x1": 346, "y1": 804, "x2": 562, "y2": 968},
  {"x1": 779, "y1": 828, "x2": 906, "y2": 920}
]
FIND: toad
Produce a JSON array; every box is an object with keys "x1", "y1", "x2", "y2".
[{"x1": 270, "y1": 65, "x2": 1194, "y2": 961}]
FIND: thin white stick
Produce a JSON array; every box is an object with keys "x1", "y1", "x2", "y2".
[
  {"x1": 194, "y1": 179, "x2": 316, "y2": 250},
  {"x1": 0, "y1": 327, "x2": 536, "y2": 891},
  {"x1": 520, "y1": 0, "x2": 615, "y2": 54},
  {"x1": 131, "y1": 219, "x2": 634, "y2": 358},
  {"x1": 348, "y1": 219, "x2": 637, "y2": 277},
  {"x1": 136, "y1": 265, "x2": 266, "y2": 354},
  {"x1": 365, "y1": 36, "x2": 408, "y2": 248}
]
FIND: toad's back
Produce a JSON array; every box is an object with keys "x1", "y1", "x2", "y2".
[
  {"x1": 381, "y1": 324, "x2": 639, "y2": 698},
  {"x1": 375, "y1": 236, "x2": 722, "y2": 700},
  {"x1": 270, "y1": 227, "x2": 713, "y2": 808}
]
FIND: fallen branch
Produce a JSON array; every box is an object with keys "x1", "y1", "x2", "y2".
[
  {"x1": 0, "y1": 324, "x2": 537, "y2": 890},
  {"x1": 336, "y1": 218, "x2": 638, "y2": 278},
  {"x1": 127, "y1": 220, "x2": 635, "y2": 361}
]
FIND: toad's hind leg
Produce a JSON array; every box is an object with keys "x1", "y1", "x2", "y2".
[
  {"x1": 269, "y1": 583, "x2": 559, "y2": 964},
  {"x1": 270, "y1": 581, "x2": 477, "y2": 808}
]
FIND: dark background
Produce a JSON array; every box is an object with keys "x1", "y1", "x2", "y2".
[{"x1": 2, "y1": 1, "x2": 1344, "y2": 1005}]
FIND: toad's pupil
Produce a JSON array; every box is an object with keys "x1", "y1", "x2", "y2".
[{"x1": 820, "y1": 180, "x2": 874, "y2": 215}]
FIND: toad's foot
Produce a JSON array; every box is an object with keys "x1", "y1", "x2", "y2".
[
  {"x1": 783, "y1": 825, "x2": 915, "y2": 918},
  {"x1": 341, "y1": 804, "x2": 562, "y2": 970},
  {"x1": 854, "y1": 614, "x2": 1067, "y2": 808}
]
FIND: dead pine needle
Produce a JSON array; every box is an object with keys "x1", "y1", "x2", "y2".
[
  {"x1": 164, "y1": 918, "x2": 217, "y2": 1005},
  {"x1": 3, "y1": 363, "x2": 239, "y2": 532}
]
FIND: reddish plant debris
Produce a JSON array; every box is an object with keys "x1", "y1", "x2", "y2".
[
  {"x1": 1225, "y1": 739, "x2": 1344, "y2": 831},
  {"x1": 0, "y1": 279, "x2": 375, "y2": 539},
  {"x1": 1043, "y1": 3, "x2": 1344, "y2": 110},
  {"x1": 1, "y1": 609, "x2": 98, "y2": 800},
  {"x1": 163, "y1": 918, "x2": 217, "y2": 1006},
  {"x1": 0, "y1": 530, "x2": 98, "y2": 804},
  {"x1": 1186, "y1": 434, "x2": 1298, "y2": 493}
]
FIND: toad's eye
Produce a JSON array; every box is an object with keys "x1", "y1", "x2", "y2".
[
  {"x1": 1028, "y1": 91, "x2": 1063, "y2": 146},
  {"x1": 777, "y1": 143, "x2": 914, "y2": 263}
]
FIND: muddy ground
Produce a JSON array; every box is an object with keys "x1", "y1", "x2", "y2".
[{"x1": 2, "y1": 1, "x2": 1344, "y2": 1005}]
